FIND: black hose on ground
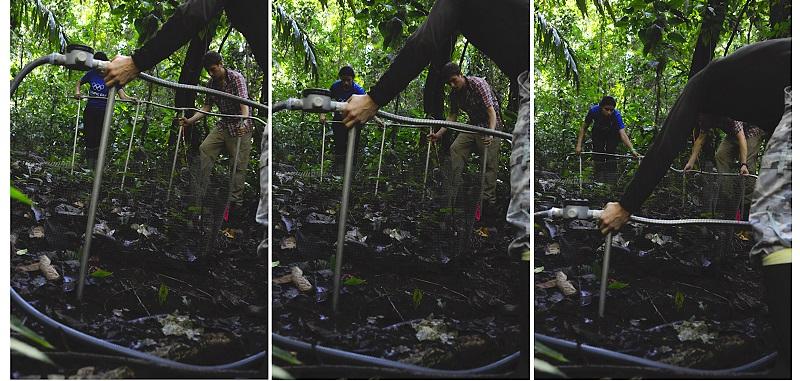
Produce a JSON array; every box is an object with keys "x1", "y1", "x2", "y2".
[
  {"x1": 272, "y1": 333, "x2": 519, "y2": 377},
  {"x1": 12, "y1": 351, "x2": 264, "y2": 379},
  {"x1": 282, "y1": 364, "x2": 515, "y2": 379},
  {"x1": 535, "y1": 333, "x2": 776, "y2": 376},
  {"x1": 11, "y1": 288, "x2": 266, "y2": 372},
  {"x1": 550, "y1": 364, "x2": 769, "y2": 380}
]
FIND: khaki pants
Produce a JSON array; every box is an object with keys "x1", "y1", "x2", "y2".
[
  {"x1": 199, "y1": 128, "x2": 253, "y2": 206},
  {"x1": 715, "y1": 130, "x2": 764, "y2": 218},
  {"x1": 449, "y1": 130, "x2": 500, "y2": 204}
]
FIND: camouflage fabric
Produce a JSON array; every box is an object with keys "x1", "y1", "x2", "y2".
[
  {"x1": 749, "y1": 86, "x2": 792, "y2": 263},
  {"x1": 507, "y1": 71, "x2": 530, "y2": 258}
]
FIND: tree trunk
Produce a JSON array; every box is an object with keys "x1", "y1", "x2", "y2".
[{"x1": 687, "y1": 0, "x2": 728, "y2": 78}]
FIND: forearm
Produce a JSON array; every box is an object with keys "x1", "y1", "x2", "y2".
[
  {"x1": 686, "y1": 133, "x2": 705, "y2": 166},
  {"x1": 737, "y1": 131, "x2": 748, "y2": 164},
  {"x1": 75, "y1": 82, "x2": 82, "y2": 95},
  {"x1": 619, "y1": 129, "x2": 635, "y2": 151},
  {"x1": 576, "y1": 123, "x2": 587, "y2": 146},
  {"x1": 367, "y1": 0, "x2": 459, "y2": 107},
  {"x1": 132, "y1": 0, "x2": 224, "y2": 72},
  {"x1": 486, "y1": 107, "x2": 497, "y2": 130}
]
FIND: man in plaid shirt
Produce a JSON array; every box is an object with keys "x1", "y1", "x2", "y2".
[
  {"x1": 179, "y1": 51, "x2": 252, "y2": 216},
  {"x1": 429, "y1": 62, "x2": 502, "y2": 217}
]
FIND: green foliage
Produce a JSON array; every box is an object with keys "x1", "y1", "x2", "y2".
[
  {"x1": 11, "y1": 338, "x2": 54, "y2": 365},
  {"x1": 607, "y1": 280, "x2": 629, "y2": 289},
  {"x1": 343, "y1": 275, "x2": 366, "y2": 286},
  {"x1": 90, "y1": 269, "x2": 113, "y2": 278},
  {"x1": 11, "y1": 315, "x2": 54, "y2": 349},
  {"x1": 674, "y1": 290, "x2": 685, "y2": 311},
  {"x1": 412, "y1": 288, "x2": 423, "y2": 309},
  {"x1": 11, "y1": 186, "x2": 32, "y2": 205},
  {"x1": 158, "y1": 283, "x2": 169, "y2": 305},
  {"x1": 534, "y1": 341, "x2": 567, "y2": 377}
]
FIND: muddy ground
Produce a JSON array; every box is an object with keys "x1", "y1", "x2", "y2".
[
  {"x1": 533, "y1": 160, "x2": 777, "y2": 378},
  {"x1": 10, "y1": 151, "x2": 267, "y2": 379},
  {"x1": 271, "y1": 161, "x2": 523, "y2": 378}
]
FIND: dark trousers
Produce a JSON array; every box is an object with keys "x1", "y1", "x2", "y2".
[
  {"x1": 83, "y1": 106, "x2": 105, "y2": 161},
  {"x1": 763, "y1": 263, "x2": 791, "y2": 378},
  {"x1": 590, "y1": 129, "x2": 619, "y2": 182},
  {"x1": 332, "y1": 119, "x2": 362, "y2": 166}
]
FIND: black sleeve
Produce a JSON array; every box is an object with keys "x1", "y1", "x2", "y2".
[
  {"x1": 619, "y1": 38, "x2": 791, "y2": 213},
  {"x1": 131, "y1": 0, "x2": 225, "y2": 72},
  {"x1": 367, "y1": 0, "x2": 460, "y2": 108}
]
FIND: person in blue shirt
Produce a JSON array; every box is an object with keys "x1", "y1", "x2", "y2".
[
  {"x1": 74, "y1": 51, "x2": 132, "y2": 168},
  {"x1": 320, "y1": 66, "x2": 367, "y2": 173},
  {"x1": 575, "y1": 96, "x2": 639, "y2": 180}
]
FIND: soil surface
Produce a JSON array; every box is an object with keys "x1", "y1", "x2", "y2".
[
  {"x1": 271, "y1": 161, "x2": 523, "y2": 377},
  {"x1": 533, "y1": 158, "x2": 777, "y2": 377},
  {"x1": 10, "y1": 151, "x2": 267, "y2": 379}
]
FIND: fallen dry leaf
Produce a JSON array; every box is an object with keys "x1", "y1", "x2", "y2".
[{"x1": 555, "y1": 271, "x2": 576, "y2": 296}]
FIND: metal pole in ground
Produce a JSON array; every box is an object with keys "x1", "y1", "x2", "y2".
[
  {"x1": 598, "y1": 232, "x2": 612, "y2": 318},
  {"x1": 333, "y1": 127, "x2": 356, "y2": 315},
  {"x1": 166, "y1": 124, "x2": 185, "y2": 201},
  {"x1": 320, "y1": 121, "x2": 326, "y2": 182},
  {"x1": 71, "y1": 98, "x2": 82, "y2": 175},
  {"x1": 477, "y1": 143, "x2": 488, "y2": 220},
  {"x1": 77, "y1": 88, "x2": 117, "y2": 301},
  {"x1": 120, "y1": 101, "x2": 142, "y2": 190},
  {"x1": 578, "y1": 154, "x2": 583, "y2": 194},
  {"x1": 682, "y1": 171, "x2": 687, "y2": 208},
  {"x1": 374, "y1": 122, "x2": 387, "y2": 196},
  {"x1": 423, "y1": 127, "x2": 432, "y2": 194}
]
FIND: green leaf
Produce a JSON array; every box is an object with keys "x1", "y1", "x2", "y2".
[
  {"x1": 674, "y1": 290, "x2": 685, "y2": 311},
  {"x1": 272, "y1": 345, "x2": 302, "y2": 365},
  {"x1": 608, "y1": 280, "x2": 629, "y2": 289},
  {"x1": 11, "y1": 315, "x2": 54, "y2": 349},
  {"x1": 158, "y1": 283, "x2": 169, "y2": 305},
  {"x1": 533, "y1": 358, "x2": 566, "y2": 377},
  {"x1": 412, "y1": 288, "x2": 423, "y2": 309},
  {"x1": 343, "y1": 276, "x2": 366, "y2": 286},
  {"x1": 272, "y1": 261, "x2": 280, "y2": 267},
  {"x1": 534, "y1": 266, "x2": 544, "y2": 273},
  {"x1": 534, "y1": 341, "x2": 568, "y2": 362},
  {"x1": 11, "y1": 186, "x2": 32, "y2": 205},
  {"x1": 11, "y1": 338, "x2": 54, "y2": 365},
  {"x1": 272, "y1": 365, "x2": 294, "y2": 380},
  {"x1": 90, "y1": 269, "x2": 113, "y2": 278},
  {"x1": 16, "y1": 249, "x2": 28, "y2": 255}
]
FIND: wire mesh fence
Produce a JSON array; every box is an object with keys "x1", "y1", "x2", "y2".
[
  {"x1": 271, "y1": 112, "x2": 515, "y2": 265},
  {"x1": 11, "y1": 84, "x2": 266, "y2": 267}
]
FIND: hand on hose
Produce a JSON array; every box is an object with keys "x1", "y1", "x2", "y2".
[
  {"x1": 683, "y1": 160, "x2": 695, "y2": 172},
  {"x1": 482, "y1": 135, "x2": 493, "y2": 145},
  {"x1": 103, "y1": 55, "x2": 140, "y2": 88},
  {"x1": 599, "y1": 202, "x2": 631, "y2": 235},
  {"x1": 428, "y1": 130, "x2": 444, "y2": 143},
  {"x1": 74, "y1": 92, "x2": 82, "y2": 100},
  {"x1": 342, "y1": 94, "x2": 378, "y2": 128},
  {"x1": 575, "y1": 144, "x2": 582, "y2": 154},
  {"x1": 630, "y1": 150, "x2": 640, "y2": 159},
  {"x1": 319, "y1": 113, "x2": 327, "y2": 123}
]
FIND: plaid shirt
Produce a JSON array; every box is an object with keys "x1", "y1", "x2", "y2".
[
  {"x1": 449, "y1": 76, "x2": 503, "y2": 129},
  {"x1": 204, "y1": 68, "x2": 252, "y2": 137}
]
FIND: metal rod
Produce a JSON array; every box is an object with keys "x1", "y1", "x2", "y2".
[
  {"x1": 333, "y1": 127, "x2": 357, "y2": 315},
  {"x1": 599, "y1": 233, "x2": 612, "y2": 318},
  {"x1": 229, "y1": 136, "x2": 243, "y2": 203},
  {"x1": 120, "y1": 101, "x2": 141, "y2": 190},
  {"x1": 166, "y1": 122, "x2": 184, "y2": 201},
  {"x1": 375, "y1": 123, "x2": 387, "y2": 196},
  {"x1": 77, "y1": 87, "x2": 117, "y2": 301},
  {"x1": 578, "y1": 154, "x2": 583, "y2": 193},
  {"x1": 70, "y1": 98, "x2": 81, "y2": 175},
  {"x1": 422, "y1": 127, "x2": 432, "y2": 194},
  {"x1": 320, "y1": 121, "x2": 326, "y2": 182},
  {"x1": 682, "y1": 171, "x2": 687, "y2": 208},
  {"x1": 478, "y1": 143, "x2": 488, "y2": 219}
]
